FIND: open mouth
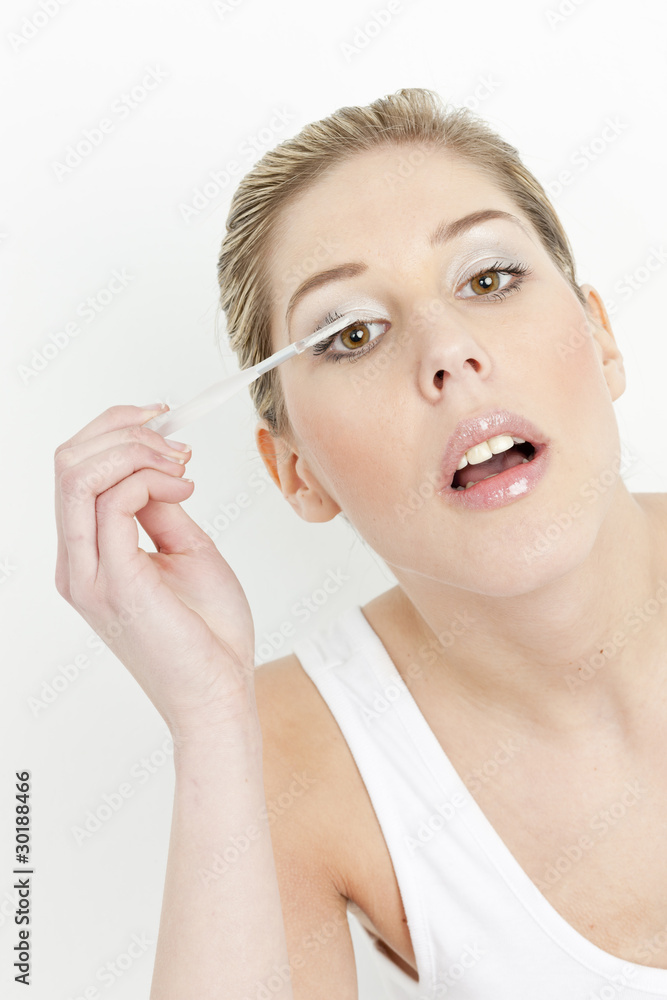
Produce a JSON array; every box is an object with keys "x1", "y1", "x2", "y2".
[{"x1": 450, "y1": 439, "x2": 537, "y2": 490}]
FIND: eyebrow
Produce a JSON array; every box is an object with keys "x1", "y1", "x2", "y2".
[{"x1": 284, "y1": 209, "x2": 533, "y2": 323}]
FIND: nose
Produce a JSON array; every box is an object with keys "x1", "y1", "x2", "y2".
[{"x1": 409, "y1": 295, "x2": 493, "y2": 399}]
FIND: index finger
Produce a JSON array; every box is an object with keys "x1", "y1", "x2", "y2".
[
  {"x1": 53, "y1": 403, "x2": 169, "y2": 592},
  {"x1": 55, "y1": 403, "x2": 169, "y2": 454}
]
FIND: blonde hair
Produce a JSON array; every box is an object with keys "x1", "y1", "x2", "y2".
[{"x1": 217, "y1": 87, "x2": 586, "y2": 441}]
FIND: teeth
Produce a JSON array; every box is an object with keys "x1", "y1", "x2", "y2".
[
  {"x1": 454, "y1": 456, "x2": 532, "y2": 488},
  {"x1": 457, "y1": 433, "x2": 516, "y2": 469}
]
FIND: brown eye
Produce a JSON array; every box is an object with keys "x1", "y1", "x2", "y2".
[
  {"x1": 340, "y1": 322, "x2": 371, "y2": 350},
  {"x1": 470, "y1": 270, "x2": 500, "y2": 295}
]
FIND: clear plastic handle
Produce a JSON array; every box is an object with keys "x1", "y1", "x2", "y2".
[{"x1": 144, "y1": 309, "x2": 380, "y2": 436}]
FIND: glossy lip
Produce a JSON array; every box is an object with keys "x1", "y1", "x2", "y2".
[
  {"x1": 436, "y1": 408, "x2": 551, "y2": 511},
  {"x1": 439, "y1": 442, "x2": 551, "y2": 511}
]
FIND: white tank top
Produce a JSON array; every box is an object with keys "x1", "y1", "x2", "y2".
[{"x1": 291, "y1": 604, "x2": 667, "y2": 999}]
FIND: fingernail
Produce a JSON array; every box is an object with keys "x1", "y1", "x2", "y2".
[
  {"x1": 163, "y1": 439, "x2": 191, "y2": 452},
  {"x1": 140, "y1": 402, "x2": 169, "y2": 414}
]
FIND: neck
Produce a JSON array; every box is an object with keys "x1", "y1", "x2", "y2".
[{"x1": 389, "y1": 488, "x2": 667, "y2": 740}]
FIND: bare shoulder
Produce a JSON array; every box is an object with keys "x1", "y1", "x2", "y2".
[{"x1": 253, "y1": 652, "x2": 347, "y2": 781}]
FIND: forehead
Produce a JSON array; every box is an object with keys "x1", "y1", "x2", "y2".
[{"x1": 267, "y1": 144, "x2": 525, "y2": 296}]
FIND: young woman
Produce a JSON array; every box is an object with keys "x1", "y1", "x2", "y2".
[{"x1": 54, "y1": 88, "x2": 667, "y2": 998}]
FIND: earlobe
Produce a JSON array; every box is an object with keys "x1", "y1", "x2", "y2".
[{"x1": 254, "y1": 420, "x2": 342, "y2": 523}]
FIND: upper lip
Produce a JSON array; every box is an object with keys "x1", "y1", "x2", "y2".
[{"x1": 439, "y1": 408, "x2": 549, "y2": 490}]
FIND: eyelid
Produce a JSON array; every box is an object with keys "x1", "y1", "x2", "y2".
[
  {"x1": 453, "y1": 254, "x2": 527, "y2": 290},
  {"x1": 310, "y1": 304, "x2": 390, "y2": 338}
]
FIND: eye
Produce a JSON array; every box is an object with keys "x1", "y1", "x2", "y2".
[
  {"x1": 312, "y1": 318, "x2": 390, "y2": 363},
  {"x1": 458, "y1": 261, "x2": 531, "y2": 301}
]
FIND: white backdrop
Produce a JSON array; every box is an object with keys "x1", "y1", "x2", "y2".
[{"x1": 3, "y1": 0, "x2": 667, "y2": 997}]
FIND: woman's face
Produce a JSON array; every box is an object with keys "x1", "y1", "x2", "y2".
[{"x1": 261, "y1": 144, "x2": 626, "y2": 597}]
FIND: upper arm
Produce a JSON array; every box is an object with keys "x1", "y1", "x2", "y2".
[{"x1": 254, "y1": 658, "x2": 359, "y2": 999}]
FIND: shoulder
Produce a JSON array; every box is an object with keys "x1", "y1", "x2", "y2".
[
  {"x1": 253, "y1": 652, "x2": 354, "y2": 899},
  {"x1": 254, "y1": 652, "x2": 344, "y2": 773}
]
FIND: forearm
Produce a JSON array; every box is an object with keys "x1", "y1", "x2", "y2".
[{"x1": 150, "y1": 707, "x2": 293, "y2": 1000}]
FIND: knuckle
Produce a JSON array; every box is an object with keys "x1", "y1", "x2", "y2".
[
  {"x1": 95, "y1": 487, "x2": 124, "y2": 519},
  {"x1": 95, "y1": 493, "x2": 114, "y2": 518},
  {"x1": 125, "y1": 423, "x2": 146, "y2": 444},
  {"x1": 54, "y1": 447, "x2": 76, "y2": 472},
  {"x1": 54, "y1": 569, "x2": 71, "y2": 601},
  {"x1": 59, "y1": 467, "x2": 84, "y2": 499},
  {"x1": 54, "y1": 439, "x2": 73, "y2": 458},
  {"x1": 106, "y1": 404, "x2": 131, "y2": 421},
  {"x1": 68, "y1": 577, "x2": 93, "y2": 608}
]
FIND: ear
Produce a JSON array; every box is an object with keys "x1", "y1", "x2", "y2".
[
  {"x1": 254, "y1": 419, "x2": 342, "y2": 523},
  {"x1": 579, "y1": 283, "x2": 626, "y2": 402}
]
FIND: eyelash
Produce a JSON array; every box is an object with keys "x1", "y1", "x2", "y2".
[{"x1": 311, "y1": 260, "x2": 532, "y2": 364}]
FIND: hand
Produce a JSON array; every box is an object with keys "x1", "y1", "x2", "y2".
[{"x1": 54, "y1": 404, "x2": 258, "y2": 744}]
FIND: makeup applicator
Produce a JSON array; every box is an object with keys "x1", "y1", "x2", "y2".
[{"x1": 143, "y1": 310, "x2": 377, "y2": 437}]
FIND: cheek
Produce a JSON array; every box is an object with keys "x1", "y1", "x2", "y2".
[
  {"x1": 284, "y1": 372, "x2": 410, "y2": 508},
  {"x1": 543, "y1": 310, "x2": 621, "y2": 490}
]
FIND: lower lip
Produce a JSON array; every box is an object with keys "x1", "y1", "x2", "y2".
[{"x1": 438, "y1": 443, "x2": 551, "y2": 511}]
